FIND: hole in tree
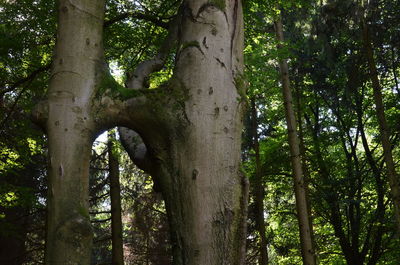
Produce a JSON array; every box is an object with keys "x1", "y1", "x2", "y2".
[{"x1": 89, "y1": 128, "x2": 172, "y2": 264}]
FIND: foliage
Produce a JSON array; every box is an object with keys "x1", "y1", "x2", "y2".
[
  {"x1": 1, "y1": 0, "x2": 400, "y2": 264},
  {"x1": 89, "y1": 133, "x2": 170, "y2": 265}
]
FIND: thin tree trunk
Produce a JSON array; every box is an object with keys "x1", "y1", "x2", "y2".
[
  {"x1": 250, "y1": 98, "x2": 269, "y2": 265},
  {"x1": 274, "y1": 16, "x2": 316, "y2": 265},
  {"x1": 108, "y1": 131, "x2": 124, "y2": 265},
  {"x1": 362, "y1": 21, "x2": 400, "y2": 235},
  {"x1": 294, "y1": 80, "x2": 315, "y2": 246},
  {"x1": 391, "y1": 46, "x2": 400, "y2": 95}
]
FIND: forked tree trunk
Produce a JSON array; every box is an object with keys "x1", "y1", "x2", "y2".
[
  {"x1": 274, "y1": 16, "x2": 316, "y2": 265},
  {"x1": 33, "y1": 0, "x2": 248, "y2": 264},
  {"x1": 362, "y1": 21, "x2": 400, "y2": 235},
  {"x1": 108, "y1": 132, "x2": 124, "y2": 265}
]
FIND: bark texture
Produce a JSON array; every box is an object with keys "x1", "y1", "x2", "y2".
[{"x1": 274, "y1": 16, "x2": 316, "y2": 265}]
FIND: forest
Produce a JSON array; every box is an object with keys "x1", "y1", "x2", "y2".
[{"x1": 0, "y1": 0, "x2": 399, "y2": 264}]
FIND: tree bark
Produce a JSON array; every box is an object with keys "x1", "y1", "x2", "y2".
[
  {"x1": 34, "y1": 1, "x2": 106, "y2": 264},
  {"x1": 108, "y1": 132, "x2": 124, "y2": 265},
  {"x1": 250, "y1": 98, "x2": 269, "y2": 265},
  {"x1": 274, "y1": 16, "x2": 316, "y2": 265},
  {"x1": 133, "y1": 2, "x2": 248, "y2": 264},
  {"x1": 362, "y1": 21, "x2": 400, "y2": 235},
  {"x1": 33, "y1": 0, "x2": 248, "y2": 264},
  {"x1": 294, "y1": 80, "x2": 315, "y2": 248}
]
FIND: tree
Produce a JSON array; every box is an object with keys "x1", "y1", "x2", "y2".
[
  {"x1": 3, "y1": 0, "x2": 400, "y2": 263},
  {"x1": 274, "y1": 14, "x2": 316, "y2": 265},
  {"x1": 108, "y1": 131, "x2": 124, "y2": 265},
  {"x1": 362, "y1": 15, "x2": 400, "y2": 236},
  {"x1": 249, "y1": 98, "x2": 269, "y2": 265},
  {"x1": 31, "y1": 0, "x2": 248, "y2": 264}
]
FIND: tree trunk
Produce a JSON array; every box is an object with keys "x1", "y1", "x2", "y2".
[
  {"x1": 391, "y1": 46, "x2": 400, "y2": 95},
  {"x1": 32, "y1": 0, "x2": 105, "y2": 264},
  {"x1": 33, "y1": 0, "x2": 248, "y2": 264},
  {"x1": 108, "y1": 132, "x2": 124, "y2": 265},
  {"x1": 153, "y1": 2, "x2": 248, "y2": 264},
  {"x1": 250, "y1": 98, "x2": 269, "y2": 265},
  {"x1": 294, "y1": 80, "x2": 315, "y2": 249},
  {"x1": 274, "y1": 16, "x2": 316, "y2": 265},
  {"x1": 362, "y1": 21, "x2": 400, "y2": 235}
]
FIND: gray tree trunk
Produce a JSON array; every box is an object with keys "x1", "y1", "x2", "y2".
[
  {"x1": 31, "y1": 0, "x2": 106, "y2": 263},
  {"x1": 120, "y1": 2, "x2": 249, "y2": 264},
  {"x1": 33, "y1": 0, "x2": 248, "y2": 264},
  {"x1": 274, "y1": 16, "x2": 316, "y2": 265}
]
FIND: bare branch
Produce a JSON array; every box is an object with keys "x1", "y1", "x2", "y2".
[
  {"x1": 91, "y1": 217, "x2": 112, "y2": 223},
  {"x1": 118, "y1": 127, "x2": 154, "y2": 174},
  {"x1": 90, "y1": 210, "x2": 111, "y2": 215},
  {"x1": 1, "y1": 63, "x2": 51, "y2": 97},
  {"x1": 126, "y1": 18, "x2": 178, "y2": 90}
]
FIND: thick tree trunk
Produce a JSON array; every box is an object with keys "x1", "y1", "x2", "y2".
[
  {"x1": 362, "y1": 22, "x2": 400, "y2": 235},
  {"x1": 120, "y1": 1, "x2": 248, "y2": 264},
  {"x1": 33, "y1": 0, "x2": 105, "y2": 264},
  {"x1": 250, "y1": 98, "x2": 269, "y2": 265},
  {"x1": 158, "y1": 2, "x2": 248, "y2": 264},
  {"x1": 274, "y1": 17, "x2": 316, "y2": 265},
  {"x1": 108, "y1": 132, "x2": 124, "y2": 265}
]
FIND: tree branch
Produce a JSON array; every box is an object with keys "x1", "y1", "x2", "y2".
[
  {"x1": 118, "y1": 127, "x2": 164, "y2": 192},
  {"x1": 118, "y1": 127, "x2": 154, "y2": 174},
  {"x1": 91, "y1": 217, "x2": 112, "y2": 223},
  {"x1": 90, "y1": 210, "x2": 111, "y2": 215},
  {"x1": 126, "y1": 17, "x2": 178, "y2": 90},
  {"x1": 0, "y1": 63, "x2": 51, "y2": 97}
]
